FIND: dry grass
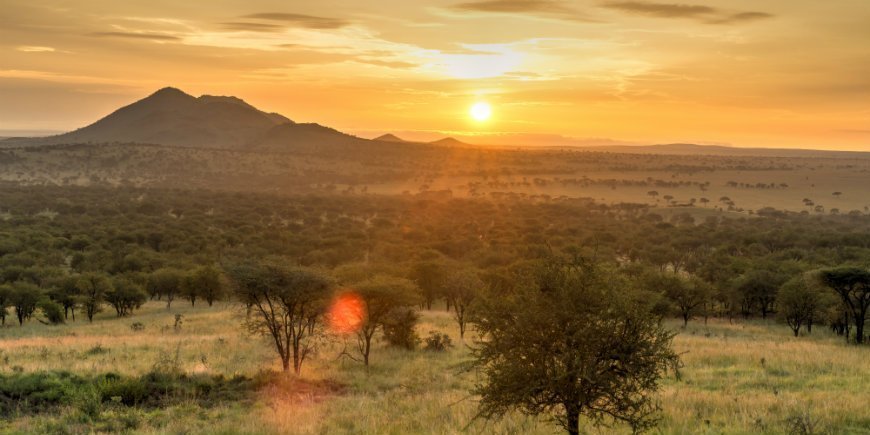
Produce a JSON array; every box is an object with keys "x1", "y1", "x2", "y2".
[{"x1": 1, "y1": 303, "x2": 868, "y2": 434}]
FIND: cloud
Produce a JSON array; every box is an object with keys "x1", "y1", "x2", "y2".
[
  {"x1": 354, "y1": 58, "x2": 418, "y2": 69},
  {"x1": 448, "y1": 0, "x2": 597, "y2": 22},
  {"x1": 88, "y1": 31, "x2": 180, "y2": 41},
  {"x1": 709, "y1": 11, "x2": 775, "y2": 24},
  {"x1": 240, "y1": 13, "x2": 350, "y2": 29},
  {"x1": 602, "y1": 2, "x2": 772, "y2": 24},
  {"x1": 16, "y1": 46, "x2": 55, "y2": 53},
  {"x1": 220, "y1": 22, "x2": 285, "y2": 32}
]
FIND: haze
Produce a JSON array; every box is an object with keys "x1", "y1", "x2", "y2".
[{"x1": 2, "y1": 0, "x2": 868, "y2": 150}]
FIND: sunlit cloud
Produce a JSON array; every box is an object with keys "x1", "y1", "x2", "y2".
[
  {"x1": 16, "y1": 46, "x2": 55, "y2": 52},
  {"x1": 425, "y1": 44, "x2": 524, "y2": 79}
]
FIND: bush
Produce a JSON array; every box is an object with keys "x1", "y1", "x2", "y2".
[
  {"x1": 382, "y1": 308, "x2": 420, "y2": 350},
  {"x1": 38, "y1": 299, "x2": 65, "y2": 325},
  {"x1": 423, "y1": 331, "x2": 453, "y2": 352}
]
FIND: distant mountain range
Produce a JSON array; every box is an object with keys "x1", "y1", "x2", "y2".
[
  {"x1": 0, "y1": 88, "x2": 464, "y2": 151},
  {"x1": 2, "y1": 87, "x2": 866, "y2": 159}
]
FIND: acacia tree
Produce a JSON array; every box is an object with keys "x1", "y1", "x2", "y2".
[
  {"x1": 106, "y1": 277, "x2": 148, "y2": 317},
  {"x1": 647, "y1": 273, "x2": 711, "y2": 327},
  {"x1": 409, "y1": 261, "x2": 445, "y2": 310},
  {"x1": 147, "y1": 269, "x2": 183, "y2": 309},
  {"x1": 441, "y1": 268, "x2": 483, "y2": 339},
  {"x1": 819, "y1": 267, "x2": 870, "y2": 344},
  {"x1": 777, "y1": 274, "x2": 828, "y2": 337},
  {"x1": 228, "y1": 262, "x2": 333, "y2": 374},
  {"x1": 471, "y1": 257, "x2": 679, "y2": 435},
  {"x1": 78, "y1": 272, "x2": 111, "y2": 322},
  {"x1": 10, "y1": 282, "x2": 41, "y2": 326},
  {"x1": 0, "y1": 284, "x2": 10, "y2": 325},
  {"x1": 354, "y1": 275, "x2": 420, "y2": 366},
  {"x1": 183, "y1": 266, "x2": 224, "y2": 307}
]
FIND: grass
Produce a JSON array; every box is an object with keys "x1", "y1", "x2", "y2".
[{"x1": 1, "y1": 302, "x2": 868, "y2": 434}]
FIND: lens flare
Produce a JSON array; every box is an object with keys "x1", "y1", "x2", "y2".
[{"x1": 328, "y1": 292, "x2": 364, "y2": 334}]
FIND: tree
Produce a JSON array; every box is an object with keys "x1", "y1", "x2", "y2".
[
  {"x1": 441, "y1": 268, "x2": 483, "y2": 339},
  {"x1": 0, "y1": 284, "x2": 10, "y2": 325},
  {"x1": 10, "y1": 282, "x2": 41, "y2": 326},
  {"x1": 777, "y1": 275, "x2": 825, "y2": 337},
  {"x1": 147, "y1": 269, "x2": 183, "y2": 309},
  {"x1": 737, "y1": 270, "x2": 782, "y2": 319},
  {"x1": 77, "y1": 272, "x2": 112, "y2": 322},
  {"x1": 228, "y1": 262, "x2": 333, "y2": 374},
  {"x1": 819, "y1": 267, "x2": 870, "y2": 344},
  {"x1": 48, "y1": 276, "x2": 81, "y2": 321},
  {"x1": 354, "y1": 275, "x2": 420, "y2": 366},
  {"x1": 471, "y1": 257, "x2": 679, "y2": 435},
  {"x1": 409, "y1": 261, "x2": 445, "y2": 310},
  {"x1": 646, "y1": 272, "x2": 710, "y2": 327},
  {"x1": 38, "y1": 299, "x2": 65, "y2": 325},
  {"x1": 106, "y1": 277, "x2": 148, "y2": 317},
  {"x1": 182, "y1": 266, "x2": 224, "y2": 307}
]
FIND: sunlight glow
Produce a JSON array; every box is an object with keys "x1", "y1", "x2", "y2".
[
  {"x1": 328, "y1": 292, "x2": 364, "y2": 334},
  {"x1": 470, "y1": 102, "x2": 492, "y2": 122}
]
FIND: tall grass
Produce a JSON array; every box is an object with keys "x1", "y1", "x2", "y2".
[{"x1": 1, "y1": 302, "x2": 868, "y2": 434}]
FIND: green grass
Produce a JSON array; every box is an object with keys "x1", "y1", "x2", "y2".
[{"x1": 1, "y1": 302, "x2": 868, "y2": 434}]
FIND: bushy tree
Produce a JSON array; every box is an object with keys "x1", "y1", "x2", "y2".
[
  {"x1": 106, "y1": 277, "x2": 148, "y2": 317},
  {"x1": 818, "y1": 267, "x2": 870, "y2": 344},
  {"x1": 228, "y1": 261, "x2": 333, "y2": 374},
  {"x1": 147, "y1": 269, "x2": 183, "y2": 309},
  {"x1": 646, "y1": 272, "x2": 711, "y2": 327},
  {"x1": 38, "y1": 299, "x2": 65, "y2": 325},
  {"x1": 777, "y1": 273, "x2": 828, "y2": 336},
  {"x1": 0, "y1": 284, "x2": 10, "y2": 325},
  {"x1": 182, "y1": 266, "x2": 224, "y2": 307},
  {"x1": 77, "y1": 272, "x2": 112, "y2": 322},
  {"x1": 10, "y1": 282, "x2": 41, "y2": 326},
  {"x1": 354, "y1": 275, "x2": 420, "y2": 366},
  {"x1": 441, "y1": 267, "x2": 483, "y2": 339},
  {"x1": 471, "y1": 257, "x2": 679, "y2": 435}
]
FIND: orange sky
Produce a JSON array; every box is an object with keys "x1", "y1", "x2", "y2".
[{"x1": 1, "y1": 0, "x2": 868, "y2": 149}]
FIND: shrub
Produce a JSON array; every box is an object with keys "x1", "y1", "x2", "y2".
[
  {"x1": 423, "y1": 331, "x2": 453, "y2": 352},
  {"x1": 382, "y1": 308, "x2": 420, "y2": 350}
]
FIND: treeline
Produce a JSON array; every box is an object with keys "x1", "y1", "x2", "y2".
[{"x1": 0, "y1": 186, "x2": 869, "y2": 343}]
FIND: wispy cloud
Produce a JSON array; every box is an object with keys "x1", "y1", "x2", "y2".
[
  {"x1": 88, "y1": 31, "x2": 180, "y2": 41},
  {"x1": 16, "y1": 46, "x2": 55, "y2": 52},
  {"x1": 240, "y1": 12, "x2": 350, "y2": 29},
  {"x1": 219, "y1": 22, "x2": 285, "y2": 32},
  {"x1": 448, "y1": 0, "x2": 597, "y2": 22},
  {"x1": 602, "y1": 2, "x2": 773, "y2": 24}
]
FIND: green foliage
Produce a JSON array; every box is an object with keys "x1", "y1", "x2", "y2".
[
  {"x1": 354, "y1": 275, "x2": 421, "y2": 366},
  {"x1": 106, "y1": 276, "x2": 148, "y2": 317},
  {"x1": 818, "y1": 267, "x2": 870, "y2": 344},
  {"x1": 77, "y1": 272, "x2": 112, "y2": 322},
  {"x1": 382, "y1": 308, "x2": 420, "y2": 350},
  {"x1": 471, "y1": 257, "x2": 679, "y2": 435},
  {"x1": 227, "y1": 261, "x2": 334, "y2": 374},
  {"x1": 182, "y1": 265, "x2": 224, "y2": 307},
  {"x1": 423, "y1": 331, "x2": 453, "y2": 352},
  {"x1": 38, "y1": 298, "x2": 65, "y2": 325},
  {"x1": 10, "y1": 281, "x2": 41, "y2": 325}
]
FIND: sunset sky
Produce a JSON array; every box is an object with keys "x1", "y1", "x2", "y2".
[{"x1": 1, "y1": 0, "x2": 868, "y2": 149}]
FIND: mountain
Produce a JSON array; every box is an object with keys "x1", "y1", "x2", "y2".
[
  {"x1": 373, "y1": 134, "x2": 407, "y2": 143},
  {"x1": 585, "y1": 143, "x2": 870, "y2": 158},
  {"x1": 430, "y1": 137, "x2": 471, "y2": 147},
  {"x1": 4, "y1": 87, "x2": 293, "y2": 148}
]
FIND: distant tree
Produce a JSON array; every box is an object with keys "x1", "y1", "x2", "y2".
[
  {"x1": 77, "y1": 272, "x2": 112, "y2": 322},
  {"x1": 738, "y1": 270, "x2": 782, "y2": 319},
  {"x1": 818, "y1": 267, "x2": 870, "y2": 344},
  {"x1": 182, "y1": 266, "x2": 224, "y2": 307},
  {"x1": 832, "y1": 192, "x2": 842, "y2": 198},
  {"x1": 471, "y1": 257, "x2": 679, "y2": 435},
  {"x1": 48, "y1": 276, "x2": 81, "y2": 321},
  {"x1": 147, "y1": 269, "x2": 183, "y2": 309},
  {"x1": 663, "y1": 194, "x2": 674, "y2": 205},
  {"x1": 409, "y1": 261, "x2": 445, "y2": 310},
  {"x1": 228, "y1": 262, "x2": 333, "y2": 374},
  {"x1": 106, "y1": 277, "x2": 148, "y2": 317},
  {"x1": 776, "y1": 274, "x2": 832, "y2": 337},
  {"x1": 354, "y1": 275, "x2": 420, "y2": 366},
  {"x1": 38, "y1": 299, "x2": 65, "y2": 325},
  {"x1": 441, "y1": 268, "x2": 483, "y2": 339},
  {"x1": 646, "y1": 272, "x2": 711, "y2": 327},
  {"x1": 699, "y1": 197, "x2": 710, "y2": 207},
  {"x1": 10, "y1": 282, "x2": 41, "y2": 326},
  {"x1": 0, "y1": 284, "x2": 10, "y2": 325}
]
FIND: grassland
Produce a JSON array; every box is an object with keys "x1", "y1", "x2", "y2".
[{"x1": 1, "y1": 301, "x2": 868, "y2": 434}]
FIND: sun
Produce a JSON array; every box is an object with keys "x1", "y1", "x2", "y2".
[{"x1": 470, "y1": 102, "x2": 492, "y2": 121}]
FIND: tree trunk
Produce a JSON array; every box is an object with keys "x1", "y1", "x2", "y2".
[{"x1": 564, "y1": 403, "x2": 580, "y2": 435}]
